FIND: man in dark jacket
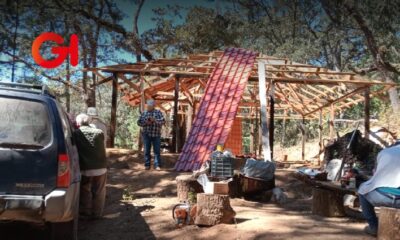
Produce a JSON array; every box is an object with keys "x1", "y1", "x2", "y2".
[{"x1": 75, "y1": 113, "x2": 107, "y2": 219}]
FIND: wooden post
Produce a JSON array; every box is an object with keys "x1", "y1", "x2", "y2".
[
  {"x1": 186, "y1": 104, "x2": 193, "y2": 138},
  {"x1": 138, "y1": 74, "x2": 144, "y2": 151},
  {"x1": 269, "y1": 95, "x2": 275, "y2": 160},
  {"x1": 254, "y1": 107, "x2": 259, "y2": 156},
  {"x1": 258, "y1": 109, "x2": 262, "y2": 156},
  {"x1": 109, "y1": 74, "x2": 118, "y2": 148},
  {"x1": 329, "y1": 104, "x2": 335, "y2": 139},
  {"x1": 257, "y1": 60, "x2": 271, "y2": 161},
  {"x1": 281, "y1": 109, "x2": 287, "y2": 147},
  {"x1": 301, "y1": 117, "x2": 306, "y2": 161},
  {"x1": 318, "y1": 110, "x2": 323, "y2": 165},
  {"x1": 178, "y1": 112, "x2": 185, "y2": 152},
  {"x1": 249, "y1": 116, "x2": 254, "y2": 154},
  {"x1": 171, "y1": 76, "x2": 180, "y2": 153},
  {"x1": 364, "y1": 87, "x2": 370, "y2": 137}
]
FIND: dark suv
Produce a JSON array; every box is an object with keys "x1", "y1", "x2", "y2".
[{"x1": 0, "y1": 82, "x2": 80, "y2": 240}]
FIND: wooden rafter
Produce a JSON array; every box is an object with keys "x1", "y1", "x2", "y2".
[{"x1": 85, "y1": 50, "x2": 396, "y2": 120}]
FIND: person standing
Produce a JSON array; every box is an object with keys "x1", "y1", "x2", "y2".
[
  {"x1": 87, "y1": 107, "x2": 108, "y2": 147},
  {"x1": 75, "y1": 113, "x2": 107, "y2": 219},
  {"x1": 137, "y1": 99, "x2": 165, "y2": 170},
  {"x1": 358, "y1": 144, "x2": 400, "y2": 236}
]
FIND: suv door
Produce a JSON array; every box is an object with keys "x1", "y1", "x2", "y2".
[
  {"x1": 0, "y1": 96, "x2": 58, "y2": 195},
  {"x1": 55, "y1": 103, "x2": 80, "y2": 184}
]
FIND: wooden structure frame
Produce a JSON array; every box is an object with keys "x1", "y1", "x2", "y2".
[{"x1": 85, "y1": 51, "x2": 395, "y2": 158}]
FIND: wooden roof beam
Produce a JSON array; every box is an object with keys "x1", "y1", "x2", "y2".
[{"x1": 304, "y1": 86, "x2": 369, "y2": 116}]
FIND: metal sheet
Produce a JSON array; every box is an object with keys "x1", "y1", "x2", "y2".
[{"x1": 175, "y1": 48, "x2": 257, "y2": 171}]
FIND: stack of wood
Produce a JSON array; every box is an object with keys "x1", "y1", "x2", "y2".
[
  {"x1": 176, "y1": 175, "x2": 236, "y2": 226},
  {"x1": 324, "y1": 130, "x2": 381, "y2": 174},
  {"x1": 176, "y1": 175, "x2": 203, "y2": 202}
]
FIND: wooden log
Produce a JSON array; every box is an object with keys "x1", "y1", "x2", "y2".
[
  {"x1": 109, "y1": 74, "x2": 118, "y2": 148},
  {"x1": 195, "y1": 193, "x2": 236, "y2": 226},
  {"x1": 378, "y1": 207, "x2": 400, "y2": 240},
  {"x1": 312, "y1": 187, "x2": 346, "y2": 217},
  {"x1": 176, "y1": 175, "x2": 203, "y2": 202}
]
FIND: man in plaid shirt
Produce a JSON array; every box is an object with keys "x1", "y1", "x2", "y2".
[{"x1": 137, "y1": 99, "x2": 165, "y2": 170}]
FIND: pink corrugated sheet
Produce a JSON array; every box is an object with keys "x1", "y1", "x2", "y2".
[{"x1": 174, "y1": 48, "x2": 257, "y2": 171}]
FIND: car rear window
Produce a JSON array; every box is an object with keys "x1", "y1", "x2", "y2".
[{"x1": 0, "y1": 97, "x2": 52, "y2": 147}]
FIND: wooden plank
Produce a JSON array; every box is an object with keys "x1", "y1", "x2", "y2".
[
  {"x1": 275, "y1": 84, "x2": 305, "y2": 115},
  {"x1": 318, "y1": 110, "x2": 323, "y2": 165},
  {"x1": 264, "y1": 77, "x2": 395, "y2": 86},
  {"x1": 265, "y1": 69, "x2": 356, "y2": 75},
  {"x1": 258, "y1": 60, "x2": 271, "y2": 161},
  {"x1": 171, "y1": 76, "x2": 180, "y2": 153},
  {"x1": 304, "y1": 86, "x2": 368, "y2": 116}
]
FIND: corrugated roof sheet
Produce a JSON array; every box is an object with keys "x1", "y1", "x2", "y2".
[
  {"x1": 224, "y1": 118, "x2": 243, "y2": 156},
  {"x1": 175, "y1": 48, "x2": 257, "y2": 171}
]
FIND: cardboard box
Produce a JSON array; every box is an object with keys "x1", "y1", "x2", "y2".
[{"x1": 205, "y1": 182, "x2": 229, "y2": 195}]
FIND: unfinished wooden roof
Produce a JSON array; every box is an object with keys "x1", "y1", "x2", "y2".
[{"x1": 86, "y1": 50, "x2": 395, "y2": 119}]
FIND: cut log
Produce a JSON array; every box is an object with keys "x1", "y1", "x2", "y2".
[
  {"x1": 176, "y1": 175, "x2": 203, "y2": 202},
  {"x1": 195, "y1": 193, "x2": 236, "y2": 226},
  {"x1": 312, "y1": 187, "x2": 345, "y2": 217},
  {"x1": 378, "y1": 207, "x2": 400, "y2": 240}
]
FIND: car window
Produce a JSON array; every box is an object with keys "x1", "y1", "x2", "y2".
[{"x1": 0, "y1": 97, "x2": 52, "y2": 147}]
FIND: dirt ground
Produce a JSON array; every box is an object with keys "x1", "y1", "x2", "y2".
[{"x1": 1, "y1": 149, "x2": 373, "y2": 240}]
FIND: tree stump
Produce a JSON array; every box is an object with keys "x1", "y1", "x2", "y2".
[
  {"x1": 312, "y1": 187, "x2": 345, "y2": 217},
  {"x1": 195, "y1": 193, "x2": 236, "y2": 226},
  {"x1": 378, "y1": 207, "x2": 400, "y2": 240},
  {"x1": 176, "y1": 175, "x2": 203, "y2": 202}
]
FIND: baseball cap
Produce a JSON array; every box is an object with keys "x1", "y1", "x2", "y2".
[
  {"x1": 87, "y1": 107, "x2": 98, "y2": 116},
  {"x1": 146, "y1": 99, "x2": 155, "y2": 106}
]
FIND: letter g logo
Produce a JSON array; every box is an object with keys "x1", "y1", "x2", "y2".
[{"x1": 32, "y1": 32, "x2": 78, "y2": 69}]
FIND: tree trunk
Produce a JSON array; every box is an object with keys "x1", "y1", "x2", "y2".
[
  {"x1": 176, "y1": 175, "x2": 203, "y2": 202},
  {"x1": 312, "y1": 187, "x2": 345, "y2": 217},
  {"x1": 11, "y1": 0, "x2": 19, "y2": 83},
  {"x1": 195, "y1": 193, "x2": 236, "y2": 226},
  {"x1": 378, "y1": 207, "x2": 400, "y2": 240},
  {"x1": 65, "y1": 60, "x2": 70, "y2": 112},
  {"x1": 384, "y1": 73, "x2": 400, "y2": 113}
]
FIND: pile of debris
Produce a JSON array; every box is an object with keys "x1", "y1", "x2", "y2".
[{"x1": 324, "y1": 130, "x2": 382, "y2": 174}]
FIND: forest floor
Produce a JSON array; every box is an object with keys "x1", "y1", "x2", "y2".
[{"x1": 1, "y1": 149, "x2": 373, "y2": 240}]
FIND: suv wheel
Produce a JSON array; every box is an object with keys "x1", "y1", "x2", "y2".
[
  {"x1": 49, "y1": 216, "x2": 78, "y2": 240},
  {"x1": 48, "y1": 200, "x2": 79, "y2": 240}
]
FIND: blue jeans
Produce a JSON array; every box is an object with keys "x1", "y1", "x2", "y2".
[
  {"x1": 359, "y1": 189, "x2": 400, "y2": 230},
  {"x1": 142, "y1": 134, "x2": 161, "y2": 168}
]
